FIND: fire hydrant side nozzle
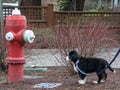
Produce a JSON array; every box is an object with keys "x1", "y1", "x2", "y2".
[
  {"x1": 5, "y1": 8, "x2": 35, "y2": 84},
  {"x1": 5, "y1": 32, "x2": 14, "y2": 41},
  {"x1": 23, "y1": 30, "x2": 35, "y2": 43}
]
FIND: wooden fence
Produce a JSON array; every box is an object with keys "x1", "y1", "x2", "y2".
[
  {"x1": 54, "y1": 11, "x2": 120, "y2": 26},
  {"x1": 2, "y1": 4, "x2": 120, "y2": 29},
  {"x1": 3, "y1": 4, "x2": 54, "y2": 28}
]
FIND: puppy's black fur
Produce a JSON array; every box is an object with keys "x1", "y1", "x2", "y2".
[{"x1": 68, "y1": 50, "x2": 115, "y2": 83}]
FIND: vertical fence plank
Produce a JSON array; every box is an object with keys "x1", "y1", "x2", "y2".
[{"x1": 46, "y1": 4, "x2": 54, "y2": 27}]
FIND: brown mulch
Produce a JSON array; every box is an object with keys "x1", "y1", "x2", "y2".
[{"x1": 0, "y1": 66, "x2": 120, "y2": 90}]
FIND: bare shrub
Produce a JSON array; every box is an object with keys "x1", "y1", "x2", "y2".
[
  {"x1": 51, "y1": 20, "x2": 119, "y2": 74},
  {"x1": 0, "y1": 47, "x2": 7, "y2": 72},
  {"x1": 23, "y1": 21, "x2": 119, "y2": 74},
  {"x1": 24, "y1": 28, "x2": 56, "y2": 67},
  {"x1": 25, "y1": 28, "x2": 55, "y2": 49},
  {"x1": 0, "y1": 26, "x2": 7, "y2": 72}
]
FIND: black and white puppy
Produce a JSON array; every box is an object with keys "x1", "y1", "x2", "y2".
[{"x1": 66, "y1": 50, "x2": 116, "y2": 84}]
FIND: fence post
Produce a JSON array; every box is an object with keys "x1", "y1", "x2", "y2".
[{"x1": 47, "y1": 4, "x2": 54, "y2": 27}]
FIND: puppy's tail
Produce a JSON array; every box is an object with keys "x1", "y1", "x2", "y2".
[{"x1": 107, "y1": 65, "x2": 116, "y2": 74}]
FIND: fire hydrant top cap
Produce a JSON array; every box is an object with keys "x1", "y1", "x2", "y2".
[{"x1": 12, "y1": 8, "x2": 21, "y2": 15}]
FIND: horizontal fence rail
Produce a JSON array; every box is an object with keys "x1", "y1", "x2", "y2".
[{"x1": 54, "y1": 11, "x2": 120, "y2": 27}]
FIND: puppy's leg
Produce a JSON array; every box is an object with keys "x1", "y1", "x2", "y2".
[
  {"x1": 104, "y1": 72, "x2": 107, "y2": 81},
  {"x1": 93, "y1": 74, "x2": 102, "y2": 84},
  {"x1": 100, "y1": 72, "x2": 107, "y2": 83},
  {"x1": 97, "y1": 74, "x2": 103, "y2": 83},
  {"x1": 94, "y1": 72, "x2": 107, "y2": 84},
  {"x1": 78, "y1": 75, "x2": 87, "y2": 85}
]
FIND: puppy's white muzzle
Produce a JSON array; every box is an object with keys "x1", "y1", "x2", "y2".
[{"x1": 65, "y1": 56, "x2": 69, "y2": 61}]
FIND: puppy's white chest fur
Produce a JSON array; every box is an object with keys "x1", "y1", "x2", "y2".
[{"x1": 73, "y1": 64, "x2": 78, "y2": 73}]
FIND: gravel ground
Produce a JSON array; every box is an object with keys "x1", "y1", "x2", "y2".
[
  {"x1": 0, "y1": 67, "x2": 120, "y2": 90},
  {"x1": 0, "y1": 48, "x2": 120, "y2": 89}
]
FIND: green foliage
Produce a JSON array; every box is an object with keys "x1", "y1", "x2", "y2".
[
  {"x1": 86, "y1": 6, "x2": 112, "y2": 12},
  {"x1": 57, "y1": 0, "x2": 73, "y2": 11}
]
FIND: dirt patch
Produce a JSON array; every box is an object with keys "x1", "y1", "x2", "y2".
[{"x1": 0, "y1": 66, "x2": 120, "y2": 90}]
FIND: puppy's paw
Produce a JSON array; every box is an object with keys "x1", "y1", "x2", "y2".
[
  {"x1": 93, "y1": 81, "x2": 98, "y2": 84},
  {"x1": 78, "y1": 80, "x2": 86, "y2": 85},
  {"x1": 113, "y1": 70, "x2": 116, "y2": 74},
  {"x1": 100, "y1": 80, "x2": 105, "y2": 83}
]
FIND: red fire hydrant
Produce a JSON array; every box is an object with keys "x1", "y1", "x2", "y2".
[{"x1": 5, "y1": 8, "x2": 35, "y2": 83}]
